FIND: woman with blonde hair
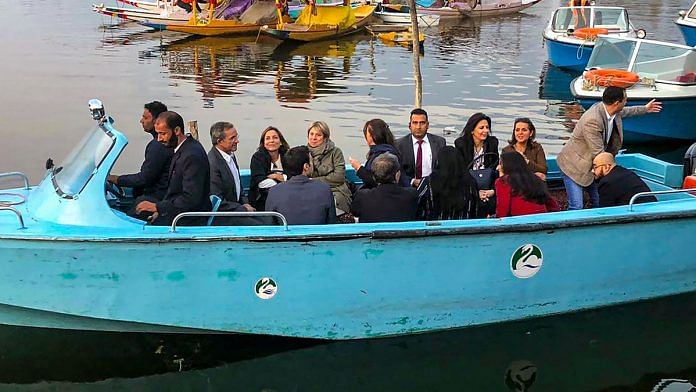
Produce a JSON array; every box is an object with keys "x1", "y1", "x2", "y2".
[{"x1": 306, "y1": 121, "x2": 352, "y2": 215}]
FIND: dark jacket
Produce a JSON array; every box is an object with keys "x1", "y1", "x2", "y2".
[
  {"x1": 454, "y1": 134, "x2": 500, "y2": 171},
  {"x1": 249, "y1": 149, "x2": 285, "y2": 211},
  {"x1": 356, "y1": 144, "x2": 410, "y2": 188},
  {"x1": 352, "y1": 183, "x2": 419, "y2": 223},
  {"x1": 118, "y1": 134, "x2": 173, "y2": 200},
  {"x1": 265, "y1": 175, "x2": 336, "y2": 225},
  {"x1": 598, "y1": 165, "x2": 656, "y2": 207},
  {"x1": 154, "y1": 137, "x2": 212, "y2": 226},
  {"x1": 395, "y1": 133, "x2": 447, "y2": 181},
  {"x1": 208, "y1": 147, "x2": 247, "y2": 212}
]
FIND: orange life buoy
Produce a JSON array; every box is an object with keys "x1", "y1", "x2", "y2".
[
  {"x1": 584, "y1": 69, "x2": 640, "y2": 89},
  {"x1": 573, "y1": 27, "x2": 609, "y2": 40}
]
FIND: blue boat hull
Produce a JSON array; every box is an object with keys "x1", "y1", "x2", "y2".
[
  {"x1": 545, "y1": 37, "x2": 592, "y2": 72},
  {"x1": 578, "y1": 98, "x2": 696, "y2": 142},
  {"x1": 1, "y1": 209, "x2": 695, "y2": 339},
  {"x1": 677, "y1": 22, "x2": 696, "y2": 46}
]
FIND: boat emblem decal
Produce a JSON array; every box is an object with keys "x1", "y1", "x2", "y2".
[
  {"x1": 255, "y1": 277, "x2": 278, "y2": 300},
  {"x1": 510, "y1": 244, "x2": 543, "y2": 279}
]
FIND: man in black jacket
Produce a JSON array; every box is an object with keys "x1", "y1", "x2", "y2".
[
  {"x1": 592, "y1": 152, "x2": 656, "y2": 207},
  {"x1": 208, "y1": 122, "x2": 257, "y2": 225},
  {"x1": 396, "y1": 108, "x2": 446, "y2": 188},
  {"x1": 351, "y1": 152, "x2": 418, "y2": 223},
  {"x1": 107, "y1": 101, "x2": 173, "y2": 201},
  {"x1": 135, "y1": 111, "x2": 212, "y2": 226}
]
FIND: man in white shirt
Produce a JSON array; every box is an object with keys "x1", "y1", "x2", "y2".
[
  {"x1": 395, "y1": 108, "x2": 447, "y2": 188},
  {"x1": 556, "y1": 87, "x2": 661, "y2": 210},
  {"x1": 207, "y1": 122, "x2": 255, "y2": 224}
]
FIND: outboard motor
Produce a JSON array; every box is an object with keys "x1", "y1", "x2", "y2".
[{"x1": 88, "y1": 99, "x2": 105, "y2": 122}]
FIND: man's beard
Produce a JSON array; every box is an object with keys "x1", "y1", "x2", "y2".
[{"x1": 160, "y1": 134, "x2": 178, "y2": 148}]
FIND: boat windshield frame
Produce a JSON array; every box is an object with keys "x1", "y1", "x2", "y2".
[
  {"x1": 587, "y1": 37, "x2": 696, "y2": 86},
  {"x1": 51, "y1": 124, "x2": 116, "y2": 199},
  {"x1": 688, "y1": 2, "x2": 696, "y2": 19},
  {"x1": 550, "y1": 7, "x2": 630, "y2": 33}
]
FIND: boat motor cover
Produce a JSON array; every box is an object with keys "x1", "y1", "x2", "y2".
[{"x1": 295, "y1": 5, "x2": 355, "y2": 28}]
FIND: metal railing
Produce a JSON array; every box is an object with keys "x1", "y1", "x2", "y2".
[
  {"x1": 0, "y1": 172, "x2": 30, "y2": 190},
  {"x1": 170, "y1": 211, "x2": 289, "y2": 232},
  {"x1": 0, "y1": 207, "x2": 26, "y2": 229},
  {"x1": 628, "y1": 188, "x2": 696, "y2": 211}
]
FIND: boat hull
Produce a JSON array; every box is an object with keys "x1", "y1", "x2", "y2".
[
  {"x1": 461, "y1": 0, "x2": 541, "y2": 17},
  {"x1": 544, "y1": 35, "x2": 593, "y2": 72},
  {"x1": 676, "y1": 19, "x2": 696, "y2": 46},
  {"x1": 374, "y1": 12, "x2": 440, "y2": 27},
  {"x1": 166, "y1": 21, "x2": 264, "y2": 36},
  {"x1": 262, "y1": 7, "x2": 374, "y2": 42},
  {"x1": 1, "y1": 208, "x2": 695, "y2": 340}
]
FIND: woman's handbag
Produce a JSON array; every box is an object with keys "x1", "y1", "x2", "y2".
[{"x1": 467, "y1": 152, "x2": 499, "y2": 190}]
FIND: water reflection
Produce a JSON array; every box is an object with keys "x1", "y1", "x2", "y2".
[{"x1": 2, "y1": 293, "x2": 695, "y2": 390}]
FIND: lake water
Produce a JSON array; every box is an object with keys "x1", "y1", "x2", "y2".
[
  {"x1": 0, "y1": 0, "x2": 694, "y2": 389},
  {"x1": 0, "y1": 0, "x2": 689, "y2": 182}
]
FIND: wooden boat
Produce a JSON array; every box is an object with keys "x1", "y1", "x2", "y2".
[
  {"x1": 676, "y1": 1, "x2": 696, "y2": 46},
  {"x1": 377, "y1": 31, "x2": 425, "y2": 46},
  {"x1": 164, "y1": 0, "x2": 280, "y2": 36},
  {"x1": 374, "y1": 4, "x2": 440, "y2": 27},
  {"x1": 542, "y1": 6, "x2": 645, "y2": 72},
  {"x1": 458, "y1": 0, "x2": 543, "y2": 17},
  {"x1": 116, "y1": 0, "x2": 170, "y2": 12},
  {"x1": 0, "y1": 100, "x2": 695, "y2": 340},
  {"x1": 571, "y1": 36, "x2": 696, "y2": 142},
  {"x1": 262, "y1": 4, "x2": 376, "y2": 42}
]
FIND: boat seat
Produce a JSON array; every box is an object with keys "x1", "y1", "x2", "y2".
[
  {"x1": 208, "y1": 195, "x2": 222, "y2": 226},
  {"x1": 675, "y1": 72, "x2": 696, "y2": 83}
]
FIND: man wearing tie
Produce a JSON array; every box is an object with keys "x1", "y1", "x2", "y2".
[
  {"x1": 556, "y1": 86, "x2": 662, "y2": 210},
  {"x1": 396, "y1": 108, "x2": 447, "y2": 188},
  {"x1": 207, "y1": 122, "x2": 256, "y2": 225}
]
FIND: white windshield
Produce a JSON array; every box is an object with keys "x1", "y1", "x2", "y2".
[
  {"x1": 551, "y1": 8, "x2": 629, "y2": 32},
  {"x1": 586, "y1": 37, "x2": 636, "y2": 70},
  {"x1": 53, "y1": 125, "x2": 114, "y2": 197},
  {"x1": 632, "y1": 42, "x2": 696, "y2": 84}
]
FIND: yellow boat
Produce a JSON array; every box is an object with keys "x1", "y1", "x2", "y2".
[
  {"x1": 167, "y1": 0, "x2": 285, "y2": 37},
  {"x1": 377, "y1": 30, "x2": 425, "y2": 46},
  {"x1": 262, "y1": 4, "x2": 376, "y2": 42}
]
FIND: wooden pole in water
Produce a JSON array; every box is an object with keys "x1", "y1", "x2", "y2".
[{"x1": 407, "y1": 0, "x2": 423, "y2": 108}]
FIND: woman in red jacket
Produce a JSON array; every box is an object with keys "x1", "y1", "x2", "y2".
[{"x1": 495, "y1": 152, "x2": 559, "y2": 217}]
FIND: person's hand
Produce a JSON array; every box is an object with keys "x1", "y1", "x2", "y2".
[
  {"x1": 135, "y1": 201, "x2": 158, "y2": 214},
  {"x1": 645, "y1": 99, "x2": 662, "y2": 113},
  {"x1": 107, "y1": 174, "x2": 118, "y2": 184},
  {"x1": 348, "y1": 157, "x2": 362, "y2": 171},
  {"x1": 268, "y1": 173, "x2": 285, "y2": 182},
  {"x1": 479, "y1": 189, "x2": 494, "y2": 201},
  {"x1": 412, "y1": 178, "x2": 422, "y2": 188},
  {"x1": 242, "y1": 204, "x2": 256, "y2": 212},
  {"x1": 534, "y1": 172, "x2": 547, "y2": 181}
]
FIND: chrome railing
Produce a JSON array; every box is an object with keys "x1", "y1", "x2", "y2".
[
  {"x1": 0, "y1": 206, "x2": 26, "y2": 229},
  {"x1": 170, "y1": 211, "x2": 289, "y2": 232},
  {"x1": 628, "y1": 188, "x2": 696, "y2": 211},
  {"x1": 0, "y1": 172, "x2": 30, "y2": 190}
]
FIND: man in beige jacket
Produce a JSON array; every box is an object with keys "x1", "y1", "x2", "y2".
[{"x1": 556, "y1": 86, "x2": 661, "y2": 210}]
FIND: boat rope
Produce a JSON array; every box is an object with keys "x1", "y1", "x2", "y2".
[
  {"x1": 576, "y1": 39, "x2": 585, "y2": 59},
  {"x1": 0, "y1": 193, "x2": 26, "y2": 206}
]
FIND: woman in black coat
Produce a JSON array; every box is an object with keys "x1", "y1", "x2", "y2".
[
  {"x1": 454, "y1": 113, "x2": 499, "y2": 218},
  {"x1": 249, "y1": 126, "x2": 290, "y2": 211}
]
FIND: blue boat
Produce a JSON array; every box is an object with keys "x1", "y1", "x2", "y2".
[
  {"x1": 571, "y1": 36, "x2": 696, "y2": 142},
  {"x1": 543, "y1": 6, "x2": 644, "y2": 72},
  {"x1": 0, "y1": 101, "x2": 695, "y2": 340},
  {"x1": 676, "y1": 1, "x2": 696, "y2": 46}
]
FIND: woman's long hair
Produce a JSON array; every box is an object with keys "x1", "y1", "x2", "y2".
[
  {"x1": 460, "y1": 112, "x2": 492, "y2": 139},
  {"x1": 430, "y1": 146, "x2": 477, "y2": 216},
  {"x1": 363, "y1": 119, "x2": 395, "y2": 146},
  {"x1": 500, "y1": 151, "x2": 549, "y2": 204},
  {"x1": 507, "y1": 117, "x2": 537, "y2": 147},
  {"x1": 258, "y1": 126, "x2": 290, "y2": 154}
]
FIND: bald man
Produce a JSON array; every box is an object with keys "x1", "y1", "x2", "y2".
[{"x1": 592, "y1": 152, "x2": 656, "y2": 207}]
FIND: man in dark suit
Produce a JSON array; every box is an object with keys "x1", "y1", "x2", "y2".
[
  {"x1": 107, "y1": 101, "x2": 173, "y2": 201},
  {"x1": 135, "y1": 111, "x2": 212, "y2": 226},
  {"x1": 208, "y1": 121, "x2": 258, "y2": 225},
  {"x1": 265, "y1": 146, "x2": 336, "y2": 225},
  {"x1": 351, "y1": 152, "x2": 419, "y2": 223},
  {"x1": 396, "y1": 108, "x2": 447, "y2": 188},
  {"x1": 592, "y1": 152, "x2": 656, "y2": 207}
]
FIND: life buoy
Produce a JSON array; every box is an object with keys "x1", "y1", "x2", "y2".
[
  {"x1": 573, "y1": 27, "x2": 609, "y2": 40},
  {"x1": 584, "y1": 69, "x2": 640, "y2": 88}
]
